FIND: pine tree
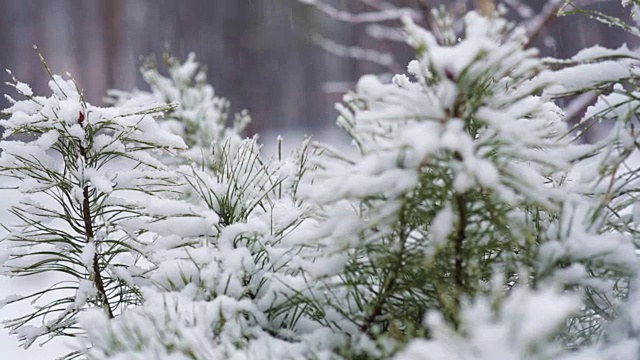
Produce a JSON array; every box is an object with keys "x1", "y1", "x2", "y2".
[
  {"x1": 4, "y1": 2, "x2": 640, "y2": 359},
  {"x1": 0, "y1": 54, "x2": 193, "y2": 358}
]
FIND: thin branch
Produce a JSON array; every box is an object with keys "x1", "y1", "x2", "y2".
[
  {"x1": 298, "y1": 0, "x2": 422, "y2": 23},
  {"x1": 365, "y1": 24, "x2": 406, "y2": 42},
  {"x1": 357, "y1": 0, "x2": 398, "y2": 11},
  {"x1": 312, "y1": 35, "x2": 403, "y2": 73},
  {"x1": 77, "y1": 111, "x2": 114, "y2": 319},
  {"x1": 503, "y1": 0, "x2": 535, "y2": 19},
  {"x1": 359, "y1": 205, "x2": 410, "y2": 335},
  {"x1": 524, "y1": 0, "x2": 566, "y2": 47},
  {"x1": 453, "y1": 192, "x2": 467, "y2": 315}
]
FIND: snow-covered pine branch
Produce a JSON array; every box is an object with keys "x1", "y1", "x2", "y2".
[
  {"x1": 4, "y1": 2, "x2": 640, "y2": 359},
  {"x1": 0, "y1": 55, "x2": 212, "y2": 358}
]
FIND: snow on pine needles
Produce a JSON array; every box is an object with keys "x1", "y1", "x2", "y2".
[{"x1": 3, "y1": 5, "x2": 640, "y2": 360}]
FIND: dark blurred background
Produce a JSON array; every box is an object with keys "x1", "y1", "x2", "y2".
[{"x1": 0, "y1": 0, "x2": 636, "y2": 137}]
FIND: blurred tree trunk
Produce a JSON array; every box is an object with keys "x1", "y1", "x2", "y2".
[
  {"x1": 0, "y1": 0, "x2": 637, "y2": 137},
  {"x1": 103, "y1": 0, "x2": 124, "y2": 90}
]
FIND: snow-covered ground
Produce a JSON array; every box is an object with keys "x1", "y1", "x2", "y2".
[{"x1": 0, "y1": 278, "x2": 70, "y2": 358}]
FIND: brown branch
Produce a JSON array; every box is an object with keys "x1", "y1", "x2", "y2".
[
  {"x1": 453, "y1": 192, "x2": 467, "y2": 311},
  {"x1": 77, "y1": 111, "x2": 114, "y2": 319},
  {"x1": 360, "y1": 207, "x2": 409, "y2": 335},
  {"x1": 524, "y1": 0, "x2": 566, "y2": 47}
]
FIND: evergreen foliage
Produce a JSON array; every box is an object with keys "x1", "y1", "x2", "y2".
[{"x1": 3, "y1": 2, "x2": 640, "y2": 359}]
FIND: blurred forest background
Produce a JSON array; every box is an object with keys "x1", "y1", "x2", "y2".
[{"x1": 0, "y1": 0, "x2": 637, "y2": 138}]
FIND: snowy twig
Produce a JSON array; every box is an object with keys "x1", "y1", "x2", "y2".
[
  {"x1": 297, "y1": 0, "x2": 422, "y2": 23},
  {"x1": 313, "y1": 35, "x2": 403, "y2": 73},
  {"x1": 366, "y1": 23, "x2": 406, "y2": 42},
  {"x1": 357, "y1": 0, "x2": 398, "y2": 11}
]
